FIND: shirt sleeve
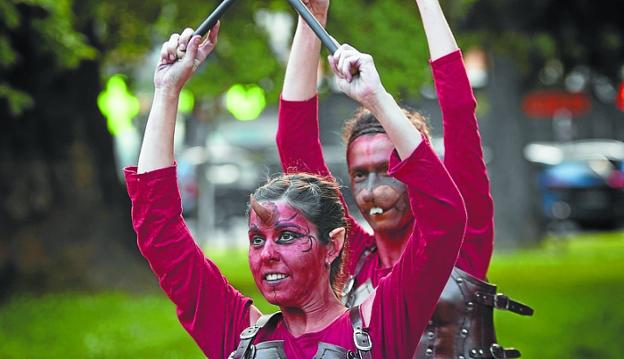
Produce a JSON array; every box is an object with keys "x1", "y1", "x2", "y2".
[
  {"x1": 124, "y1": 165, "x2": 251, "y2": 358},
  {"x1": 276, "y1": 95, "x2": 375, "y2": 272},
  {"x1": 431, "y1": 50, "x2": 494, "y2": 280},
  {"x1": 368, "y1": 140, "x2": 467, "y2": 359}
]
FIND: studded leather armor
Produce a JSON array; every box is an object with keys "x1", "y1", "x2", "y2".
[{"x1": 343, "y1": 249, "x2": 533, "y2": 359}]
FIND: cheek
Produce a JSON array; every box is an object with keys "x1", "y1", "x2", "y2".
[
  {"x1": 248, "y1": 246, "x2": 262, "y2": 284},
  {"x1": 248, "y1": 250, "x2": 261, "y2": 279},
  {"x1": 352, "y1": 185, "x2": 366, "y2": 202},
  {"x1": 283, "y1": 245, "x2": 317, "y2": 268},
  {"x1": 378, "y1": 179, "x2": 407, "y2": 198},
  {"x1": 286, "y1": 245, "x2": 326, "y2": 279},
  {"x1": 398, "y1": 195, "x2": 411, "y2": 214},
  {"x1": 384, "y1": 177, "x2": 407, "y2": 193}
]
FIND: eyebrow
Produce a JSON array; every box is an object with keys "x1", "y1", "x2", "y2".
[
  {"x1": 273, "y1": 221, "x2": 307, "y2": 232},
  {"x1": 274, "y1": 212, "x2": 306, "y2": 232},
  {"x1": 248, "y1": 224, "x2": 261, "y2": 235},
  {"x1": 350, "y1": 161, "x2": 388, "y2": 172},
  {"x1": 248, "y1": 213, "x2": 307, "y2": 233}
]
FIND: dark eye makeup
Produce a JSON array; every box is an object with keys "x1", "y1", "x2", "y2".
[
  {"x1": 276, "y1": 230, "x2": 305, "y2": 244},
  {"x1": 248, "y1": 229, "x2": 307, "y2": 248}
]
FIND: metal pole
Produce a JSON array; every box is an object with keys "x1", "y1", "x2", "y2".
[{"x1": 285, "y1": 0, "x2": 339, "y2": 54}]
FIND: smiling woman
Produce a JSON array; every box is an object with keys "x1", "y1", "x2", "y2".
[
  {"x1": 126, "y1": 19, "x2": 466, "y2": 359},
  {"x1": 248, "y1": 174, "x2": 349, "y2": 304}
]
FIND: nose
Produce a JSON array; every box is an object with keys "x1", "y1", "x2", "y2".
[
  {"x1": 260, "y1": 239, "x2": 280, "y2": 262},
  {"x1": 361, "y1": 173, "x2": 377, "y2": 203}
]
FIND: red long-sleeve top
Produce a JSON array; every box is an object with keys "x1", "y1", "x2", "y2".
[
  {"x1": 124, "y1": 138, "x2": 466, "y2": 358},
  {"x1": 276, "y1": 50, "x2": 494, "y2": 283}
]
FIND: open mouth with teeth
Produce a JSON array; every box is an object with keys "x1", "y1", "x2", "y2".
[
  {"x1": 264, "y1": 273, "x2": 289, "y2": 283},
  {"x1": 369, "y1": 207, "x2": 384, "y2": 216}
]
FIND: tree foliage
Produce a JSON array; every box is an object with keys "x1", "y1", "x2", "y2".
[
  {"x1": 460, "y1": 0, "x2": 624, "y2": 83},
  {"x1": 0, "y1": 0, "x2": 96, "y2": 115},
  {"x1": 1, "y1": 0, "x2": 497, "y2": 114},
  {"x1": 2, "y1": 0, "x2": 622, "y2": 115}
]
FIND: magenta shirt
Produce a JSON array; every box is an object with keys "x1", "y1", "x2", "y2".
[
  {"x1": 276, "y1": 50, "x2": 494, "y2": 283},
  {"x1": 125, "y1": 138, "x2": 466, "y2": 358}
]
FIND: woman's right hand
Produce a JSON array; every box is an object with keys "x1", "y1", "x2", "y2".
[
  {"x1": 154, "y1": 23, "x2": 220, "y2": 93},
  {"x1": 328, "y1": 44, "x2": 386, "y2": 108}
]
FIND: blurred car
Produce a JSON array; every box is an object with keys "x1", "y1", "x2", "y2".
[{"x1": 525, "y1": 139, "x2": 624, "y2": 227}]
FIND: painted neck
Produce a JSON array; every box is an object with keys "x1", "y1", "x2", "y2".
[
  {"x1": 374, "y1": 218, "x2": 415, "y2": 268},
  {"x1": 279, "y1": 286, "x2": 346, "y2": 337}
]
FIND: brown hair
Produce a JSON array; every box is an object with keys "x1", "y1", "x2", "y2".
[
  {"x1": 342, "y1": 107, "x2": 430, "y2": 147},
  {"x1": 249, "y1": 173, "x2": 349, "y2": 297}
]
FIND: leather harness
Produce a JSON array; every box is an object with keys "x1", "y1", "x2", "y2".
[{"x1": 229, "y1": 306, "x2": 372, "y2": 359}]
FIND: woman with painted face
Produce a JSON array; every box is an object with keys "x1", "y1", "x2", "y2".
[
  {"x1": 277, "y1": 0, "x2": 532, "y2": 358},
  {"x1": 126, "y1": 22, "x2": 466, "y2": 358}
]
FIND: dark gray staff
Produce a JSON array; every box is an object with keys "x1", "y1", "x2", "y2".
[
  {"x1": 194, "y1": 0, "x2": 238, "y2": 36},
  {"x1": 177, "y1": 0, "x2": 238, "y2": 58},
  {"x1": 285, "y1": 0, "x2": 339, "y2": 54}
]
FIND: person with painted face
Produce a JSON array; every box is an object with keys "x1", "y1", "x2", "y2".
[
  {"x1": 125, "y1": 22, "x2": 466, "y2": 358},
  {"x1": 277, "y1": 0, "x2": 533, "y2": 358}
]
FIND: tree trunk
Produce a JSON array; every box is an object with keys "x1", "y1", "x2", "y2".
[{"x1": 0, "y1": 7, "x2": 151, "y2": 300}]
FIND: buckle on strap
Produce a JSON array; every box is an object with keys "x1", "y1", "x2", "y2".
[
  {"x1": 240, "y1": 325, "x2": 261, "y2": 340},
  {"x1": 494, "y1": 294, "x2": 511, "y2": 310},
  {"x1": 353, "y1": 327, "x2": 372, "y2": 351},
  {"x1": 475, "y1": 292, "x2": 534, "y2": 316},
  {"x1": 490, "y1": 344, "x2": 521, "y2": 359}
]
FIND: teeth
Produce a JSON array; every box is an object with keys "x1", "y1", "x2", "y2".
[
  {"x1": 265, "y1": 273, "x2": 288, "y2": 281},
  {"x1": 369, "y1": 207, "x2": 384, "y2": 216}
]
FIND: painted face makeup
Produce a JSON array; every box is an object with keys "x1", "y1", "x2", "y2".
[
  {"x1": 248, "y1": 200, "x2": 330, "y2": 307},
  {"x1": 347, "y1": 133, "x2": 413, "y2": 233}
]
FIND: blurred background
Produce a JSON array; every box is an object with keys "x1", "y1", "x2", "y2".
[{"x1": 1, "y1": 0, "x2": 623, "y2": 357}]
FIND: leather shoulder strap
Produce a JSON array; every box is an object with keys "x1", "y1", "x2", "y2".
[
  {"x1": 230, "y1": 312, "x2": 282, "y2": 359},
  {"x1": 348, "y1": 305, "x2": 372, "y2": 359},
  {"x1": 343, "y1": 246, "x2": 376, "y2": 307}
]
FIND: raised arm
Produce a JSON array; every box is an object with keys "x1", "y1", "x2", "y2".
[
  {"x1": 415, "y1": 0, "x2": 458, "y2": 61},
  {"x1": 277, "y1": 1, "x2": 374, "y2": 263},
  {"x1": 138, "y1": 26, "x2": 218, "y2": 173},
  {"x1": 370, "y1": 143, "x2": 465, "y2": 358},
  {"x1": 128, "y1": 26, "x2": 259, "y2": 358},
  {"x1": 276, "y1": 0, "x2": 330, "y2": 176},
  {"x1": 329, "y1": 46, "x2": 466, "y2": 357},
  {"x1": 282, "y1": 0, "x2": 328, "y2": 101},
  {"x1": 417, "y1": 0, "x2": 494, "y2": 279}
]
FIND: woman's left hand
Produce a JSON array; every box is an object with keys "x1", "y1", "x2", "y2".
[
  {"x1": 328, "y1": 44, "x2": 385, "y2": 107},
  {"x1": 154, "y1": 22, "x2": 220, "y2": 93}
]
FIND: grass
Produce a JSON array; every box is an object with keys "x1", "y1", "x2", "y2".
[
  {"x1": 0, "y1": 293, "x2": 204, "y2": 358},
  {"x1": 1, "y1": 231, "x2": 623, "y2": 358},
  {"x1": 489, "y1": 231, "x2": 624, "y2": 358}
]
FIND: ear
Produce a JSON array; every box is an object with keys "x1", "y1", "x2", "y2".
[{"x1": 326, "y1": 227, "x2": 346, "y2": 263}]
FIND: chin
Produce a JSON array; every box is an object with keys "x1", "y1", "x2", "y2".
[
  {"x1": 368, "y1": 215, "x2": 411, "y2": 234},
  {"x1": 257, "y1": 284, "x2": 293, "y2": 305}
]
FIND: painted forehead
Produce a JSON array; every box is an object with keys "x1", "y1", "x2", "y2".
[
  {"x1": 347, "y1": 133, "x2": 394, "y2": 168},
  {"x1": 249, "y1": 200, "x2": 314, "y2": 231}
]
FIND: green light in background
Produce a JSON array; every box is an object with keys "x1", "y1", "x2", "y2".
[
  {"x1": 225, "y1": 84, "x2": 266, "y2": 121},
  {"x1": 179, "y1": 88, "x2": 195, "y2": 114},
  {"x1": 97, "y1": 74, "x2": 140, "y2": 136}
]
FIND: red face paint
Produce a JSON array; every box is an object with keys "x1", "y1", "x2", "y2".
[
  {"x1": 248, "y1": 200, "x2": 330, "y2": 306},
  {"x1": 347, "y1": 133, "x2": 413, "y2": 233}
]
